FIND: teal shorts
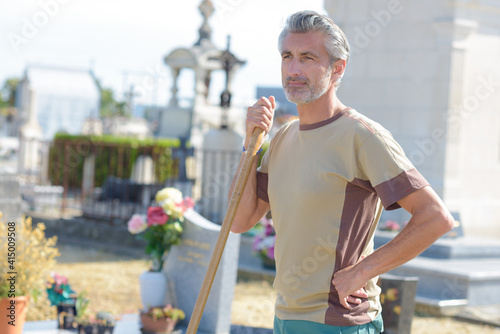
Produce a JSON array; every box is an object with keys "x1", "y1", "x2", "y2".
[{"x1": 273, "y1": 314, "x2": 384, "y2": 334}]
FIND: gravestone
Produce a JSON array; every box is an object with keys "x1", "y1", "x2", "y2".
[
  {"x1": 163, "y1": 209, "x2": 240, "y2": 334},
  {"x1": 379, "y1": 274, "x2": 419, "y2": 334},
  {"x1": 199, "y1": 128, "x2": 242, "y2": 224},
  {"x1": 0, "y1": 174, "x2": 22, "y2": 222}
]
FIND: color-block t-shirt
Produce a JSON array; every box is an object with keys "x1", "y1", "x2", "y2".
[{"x1": 257, "y1": 109, "x2": 429, "y2": 327}]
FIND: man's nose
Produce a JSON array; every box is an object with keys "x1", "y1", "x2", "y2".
[{"x1": 287, "y1": 58, "x2": 301, "y2": 77}]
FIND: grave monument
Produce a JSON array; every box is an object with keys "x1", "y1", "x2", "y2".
[
  {"x1": 325, "y1": 0, "x2": 500, "y2": 240},
  {"x1": 159, "y1": 0, "x2": 246, "y2": 224}
]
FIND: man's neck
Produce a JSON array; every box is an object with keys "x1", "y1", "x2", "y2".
[{"x1": 296, "y1": 92, "x2": 346, "y2": 126}]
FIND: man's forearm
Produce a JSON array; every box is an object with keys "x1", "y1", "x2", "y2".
[
  {"x1": 359, "y1": 205, "x2": 453, "y2": 280},
  {"x1": 332, "y1": 186, "x2": 454, "y2": 309},
  {"x1": 228, "y1": 152, "x2": 268, "y2": 233}
]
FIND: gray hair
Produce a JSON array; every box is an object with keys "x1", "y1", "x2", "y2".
[{"x1": 278, "y1": 10, "x2": 350, "y2": 65}]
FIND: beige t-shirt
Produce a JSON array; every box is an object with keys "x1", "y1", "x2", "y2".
[{"x1": 257, "y1": 109, "x2": 429, "y2": 326}]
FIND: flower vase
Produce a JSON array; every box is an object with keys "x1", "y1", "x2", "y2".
[
  {"x1": 140, "y1": 313, "x2": 178, "y2": 333},
  {"x1": 57, "y1": 301, "x2": 77, "y2": 330},
  {"x1": 139, "y1": 271, "x2": 167, "y2": 311}
]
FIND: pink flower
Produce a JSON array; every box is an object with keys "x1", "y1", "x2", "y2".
[
  {"x1": 383, "y1": 220, "x2": 400, "y2": 232},
  {"x1": 268, "y1": 242, "x2": 275, "y2": 260},
  {"x1": 183, "y1": 197, "x2": 194, "y2": 210},
  {"x1": 147, "y1": 207, "x2": 168, "y2": 226},
  {"x1": 252, "y1": 236, "x2": 263, "y2": 252},
  {"x1": 127, "y1": 214, "x2": 147, "y2": 234}
]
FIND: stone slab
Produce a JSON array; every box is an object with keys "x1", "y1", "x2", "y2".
[
  {"x1": 455, "y1": 304, "x2": 500, "y2": 328},
  {"x1": 23, "y1": 316, "x2": 274, "y2": 334},
  {"x1": 375, "y1": 231, "x2": 500, "y2": 259},
  {"x1": 389, "y1": 257, "x2": 500, "y2": 307}
]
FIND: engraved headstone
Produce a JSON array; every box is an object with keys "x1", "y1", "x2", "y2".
[{"x1": 163, "y1": 209, "x2": 240, "y2": 334}]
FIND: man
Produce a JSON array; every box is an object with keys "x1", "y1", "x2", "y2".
[{"x1": 230, "y1": 10, "x2": 454, "y2": 334}]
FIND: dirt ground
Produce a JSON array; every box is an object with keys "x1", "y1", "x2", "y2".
[{"x1": 27, "y1": 243, "x2": 500, "y2": 334}]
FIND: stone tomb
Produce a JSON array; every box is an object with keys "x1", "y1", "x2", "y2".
[{"x1": 163, "y1": 210, "x2": 240, "y2": 334}]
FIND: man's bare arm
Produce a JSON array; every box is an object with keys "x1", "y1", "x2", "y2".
[{"x1": 332, "y1": 185, "x2": 455, "y2": 309}]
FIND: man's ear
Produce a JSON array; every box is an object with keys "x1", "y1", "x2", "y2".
[{"x1": 332, "y1": 59, "x2": 346, "y2": 78}]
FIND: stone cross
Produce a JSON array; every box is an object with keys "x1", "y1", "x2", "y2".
[{"x1": 195, "y1": 0, "x2": 215, "y2": 47}]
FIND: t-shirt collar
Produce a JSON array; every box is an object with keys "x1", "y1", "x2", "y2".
[{"x1": 299, "y1": 107, "x2": 351, "y2": 131}]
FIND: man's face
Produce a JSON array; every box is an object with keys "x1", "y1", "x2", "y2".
[{"x1": 281, "y1": 31, "x2": 335, "y2": 105}]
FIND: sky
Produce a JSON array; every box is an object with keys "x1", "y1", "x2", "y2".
[{"x1": 0, "y1": 0, "x2": 326, "y2": 108}]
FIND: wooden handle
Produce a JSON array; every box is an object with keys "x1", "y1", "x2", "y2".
[{"x1": 186, "y1": 127, "x2": 265, "y2": 334}]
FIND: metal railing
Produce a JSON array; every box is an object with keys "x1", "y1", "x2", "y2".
[{"x1": 16, "y1": 135, "x2": 242, "y2": 224}]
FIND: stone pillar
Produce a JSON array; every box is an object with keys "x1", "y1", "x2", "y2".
[
  {"x1": 169, "y1": 67, "x2": 180, "y2": 107},
  {"x1": 18, "y1": 88, "x2": 43, "y2": 177},
  {"x1": 0, "y1": 174, "x2": 22, "y2": 222},
  {"x1": 82, "y1": 154, "x2": 96, "y2": 198}
]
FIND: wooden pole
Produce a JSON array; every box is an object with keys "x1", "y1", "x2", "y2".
[{"x1": 186, "y1": 128, "x2": 264, "y2": 334}]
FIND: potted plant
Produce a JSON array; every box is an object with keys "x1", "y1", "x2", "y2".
[
  {"x1": 74, "y1": 292, "x2": 117, "y2": 334},
  {"x1": 127, "y1": 187, "x2": 193, "y2": 310},
  {"x1": 0, "y1": 213, "x2": 60, "y2": 334},
  {"x1": 252, "y1": 217, "x2": 276, "y2": 269},
  {"x1": 46, "y1": 272, "x2": 78, "y2": 329},
  {"x1": 140, "y1": 305, "x2": 185, "y2": 333}
]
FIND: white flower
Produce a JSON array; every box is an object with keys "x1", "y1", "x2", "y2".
[{"x1": 155, "y1": 187, "x2": 183, "y2": 204}]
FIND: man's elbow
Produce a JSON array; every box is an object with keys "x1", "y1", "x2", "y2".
[
  {"x1": 231, "y1": 223, "x2": 249, "y2": 234},
  {"x1": 435, "y1": 208, "x2": 455, "y2": 236}
]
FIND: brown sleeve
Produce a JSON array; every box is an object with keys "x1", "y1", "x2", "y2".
[
  {"x1": 374, "y1": 168, "x2": 429, "y2": 210},
  {"x1": 256, "y1": 171, "x2": 269, "y2": 203}
]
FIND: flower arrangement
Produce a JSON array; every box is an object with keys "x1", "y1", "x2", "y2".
[
  {"x1": 127, "y1": 187, "x2": 194, "y2": 272},
  {"x1": 46, "y1": 272, "x2": 76, "y2": 306},
  {"x1": 252, "y1": 217, "x2": 276, "y2": 262},
  {"x1": 140, "y1": 305, "x2": 185, "y2": 333},
  {"x1": 144, "y1": 305, "x2": 185, "y2": 322}
]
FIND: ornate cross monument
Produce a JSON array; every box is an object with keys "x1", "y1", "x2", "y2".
[{"x1": 159, "y1": 0, "x2": 245, "y2": 147}]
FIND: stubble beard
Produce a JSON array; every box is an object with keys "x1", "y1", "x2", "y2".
[{"x1": 283, "y1": 67, "x2": 333, "y2": 105}]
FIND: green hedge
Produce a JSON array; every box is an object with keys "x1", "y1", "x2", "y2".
[{"x1": 48, "y1": 134, "x2": 181, "y2": 188}]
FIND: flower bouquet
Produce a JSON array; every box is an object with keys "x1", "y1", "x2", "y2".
[
  {"x1": 46, "y1": 272, "x2": 77, "y2": 329},
  {"x1": 140, "y1": 304, "x2": 185, "y2": 334},
  {"x1": 127, "y1": 187, "x2": 194, "y2": 272},
  {"x1": 252, "y1": 217, "x2": 276, "y2": 269}
]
